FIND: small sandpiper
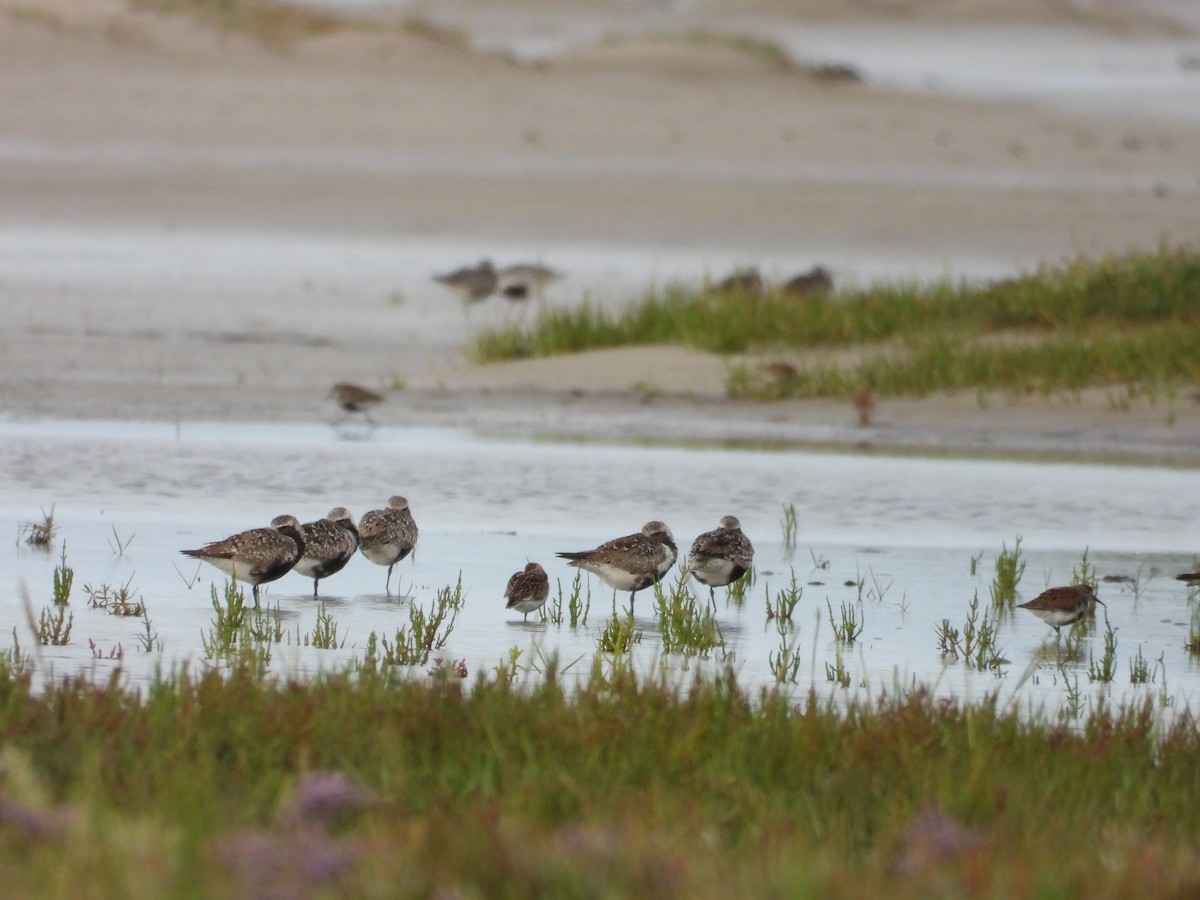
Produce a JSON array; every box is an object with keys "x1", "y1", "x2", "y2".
[
  {"x1": 294, "y1": 507, "x2": 360, "y2": 597},
  {"x1": 556, "y1": 521, "x2": 677, "y2": 610},
  {"x1": 181, "y1": 514, "x2": 306, "y2": 606},
  {"x1": 782, "y1": 265, "x2": 833, "y2": 297},
  {"x1": 710, "y1": 266, "x2": 764, "y2": 297},
  {"x1": 357, "y1": 496, "x2": 419, "y2": 594},
  {"x1": 504, "y1": 562, "x2": 550, "y2": 622},
  {"x1": 329, "y1": 383, "x2": 384, "y2": 425},
  {"x1": 1017, "y1": 584, "x2": 1104, "y2": 638},
  {"x1": 497, "y1": 263, "x2": 564, "y2": 302},
  {"x1": 686, "y1": 515, "x2": 754, "y2": 604},
  {"x1": 433, "y1": 259, "x2": 497, "y2": 305}
]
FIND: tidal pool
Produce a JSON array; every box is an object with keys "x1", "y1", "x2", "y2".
[{"x1": 3, "y1": 418, "x2": 1199, "y2": 718}]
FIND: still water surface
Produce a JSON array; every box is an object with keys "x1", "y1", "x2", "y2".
[{"x1": 4, "y1": 419, "x2": 1199, "y2": 718}]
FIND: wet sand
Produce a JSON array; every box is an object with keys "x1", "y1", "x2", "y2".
[{"x1": 1, "y1": 0, "x2": 1199, "y2": 460}]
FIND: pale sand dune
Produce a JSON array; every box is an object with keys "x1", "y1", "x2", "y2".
[{"x1": 0, "y1": 0, "x2": 1197, "y2": 459}]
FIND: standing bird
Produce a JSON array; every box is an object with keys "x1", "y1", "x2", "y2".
[
  {"x1": 686, "y1": 515, "x2": 754, "y2": 605},
  {"x1": 293, "y1": 507, "x2": 359, "y2": 597},
  {"x1": 556, "y1": 521, "x2": 677, "y2": 611},
  {"x1": 329, "y1": 383, "x2": 384, "y2": 425},
  {"x1": 496, "y1": 263, "x2": 564, "y2": 302},
  {"x1": 709, "y1": 266, "x2": 764, "y2": 297},
  {"x1": 433, "y1": 259, "x2": 497, "y2": 306},
  {"x1": 504, "y1": 562, "x2": 550, "y2": 622},
  {"x1": 181, "y1": 514, "x2": 305, "y2": 606},
  {"x1": 1017, "y1": 584, "x2": 1104, "y2": 638},
  {"x1": 357, "y1": 496, "x2": 419, "y2": 594},
  {"x1": 782, "y1": 265, "x2": 833, "y2": 297},
  {"x1": 1176, "y1": 572, "x2": 1200, "y2": 586}
]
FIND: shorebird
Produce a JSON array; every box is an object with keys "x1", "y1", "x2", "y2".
[
  {"x1": 357, "y1": 496, "x2": 419, "y2": 594},
  {"x1": 293, "y1": 508, "x2": 360, "y2": 597},
  {"x1": 433, "y1": 259, "x2": 497, "y2": 305},
  {"x1": 1177, "y1": 572, "x2": 1200, "y2": 586},
  {"x1": 497, "y1": 263, "x2": 564, "y2": 302},
  {"x1": 709, "y1": 267, "x2": 764, "y2": 297},
  {"x1": 782, "y1": 265, "x2": 833, "y2": 297},
  {"x1": 556, "y1": 521, "x2": 677, "y2": 610},
  {"x1": 329, "y1": 383, "x2": 384, "y2": 425},
  {"x1": 504, "y1": 562, "x2": 550, "y2": 622},
  {"x1": 1017, "y1": 584, "x2": 1104, "y2": 638},
  {"x1": 181, "y1": 514, "x2": 305, "y2": 606},
  {"x1": 686, "y1": 515, "x2": 754, "y2": 604}
]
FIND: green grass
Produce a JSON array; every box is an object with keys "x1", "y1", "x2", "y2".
[
  {"x1": 474, "y1": 247, "x2": 1200, "y2": 401},
  {"x1": 0, "y1": 658, "x2": 1199, "y2": 896},
  {"x1": 130, "y1": 0, "x2": 342, "y2": 43}
]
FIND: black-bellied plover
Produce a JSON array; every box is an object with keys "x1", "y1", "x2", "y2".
[
  {"x1": 329, "y1": 383, "x2": 384, "y2": 425},
  {"x1": 782, "y1": 265, "x2": 833, "y2": 297},
  {"x1": 686, "y1": 515, "x2": 754, "y2": 604},
  {"x1": 1017, "y1": 584, "x2": 1104, "y2": 638},
  {"x1": 504, "y1": 562, "x2": 550, "y2": 622},
  {"x1": 294, "y1": 507, "x2": 360, "y2": 597},
  {"x1": 497, "y1": 263, "x2": 564, "y2": 302},
  {"x1": 556, "y1": 521, "x2": 677, "y2": 610},
  {"x1": 181, "y1": 514, "x2": 306, "y2": 606},
  {"x1": 433, "y1": 260, "x2": 497, "y2": 305},
  {"x1": 357, "y1": 496, "x2": 419, "y2": 594}
]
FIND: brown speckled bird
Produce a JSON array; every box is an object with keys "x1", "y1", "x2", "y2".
[
  {"x1": 504, "y1": 562, "x2": 550, "y2": 622},
  {"x1": 181, "y1": 515, "x2": 305, "y2": 605},
  {"x1": 557, "y1": 521, "x2": 677, "y2": 610}
]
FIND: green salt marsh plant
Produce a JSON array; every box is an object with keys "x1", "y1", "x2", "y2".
[
  {"x1": 137, "y1": 608, "x2": 162, "y2": 653},
  {"x1": 18, "y1": 505, "x2": 56, "y2": 548},
  {"x1": 936, "y1": 593, "x2": 1006, "y2": 670},
  {"x1": 107, "y1": 524, "x2": 135, "y2": 557},
  {"x1": 550, "y1": 572, "x2": 591, "y2": 627},
  {"x1": 764, "y1": 571, "x2": 803, "y2": 622},
  {"x1": 1072, "y1": 547, "x2": 1098, "y2": 592},
  {"x1": 306, "y1": 602, "x2": 344, "y2": 650},
  {"x1": 825, "y1": 650, "x2": 851, "y2": 688},
  {"x1": 989, "y1": 536, "x2": 1025, "y2": 609},
  {"x1": 36, "y1": 604, "x2": 73, "y2": 646},
  {"x1": 653, "y1": 571, "x2": 724, "y2": 658},
  {"x1": 726, "y1": 564, "x2": 754, "y2": 606},
  {"x1": 768, "y1": 617, "x2": 802, "y2": 684},
  {"x1": 1086, "y1": 611, "x2": 1118, "y2": 683},
  {"x1": 52, "y1": 544, "x2": 73, "y2": 606},
  {"x1": 597, "y1": 610, "x2": 642, "y2": 654},
  {"x1": 381, "y1": 580, "x2": 462, "y2": 666},
  {"x1": 1129, "y1": 646, "x2": 1164, "y2": 685},
  {"x1": 1187, "y1": 606, "x2": 1200, "y2": 656},
  {"x1": 780, "y1": 503, "x2": 799, "y2": 552},
  {"x1": 84, "y1": 576, "x2": 145, "y2": 617},
  {"x1": 826, "y1": 598, "x2": 863, "y2": 644}
]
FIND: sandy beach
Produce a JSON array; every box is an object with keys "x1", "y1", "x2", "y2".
[{"x1": 1, "y1": 0, "x2": 1198, "y2": 460}]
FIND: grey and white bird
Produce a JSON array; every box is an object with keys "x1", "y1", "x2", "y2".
[
  {"x1": 1017, "y1": 584, "x2": 1104, "y2": 638},
  {"x1": 433, "y1": 259, "x2": 497, "y2": 305},
  {"x1": 504, "y1": 562, "x2": 550, "y2": 622},
  {"x1": 329, "y1": 383, "x2": 384, "y2": 425},
  {"x1": 497, "y1": 263, "x2": 564, "y2": 302},
  {"x1": 293, "y1": 507, "x2": 359, "y2": 597},
  {"x1": 686, "y1": 515, "x2": 754, "y2": 604},
  {"x1": 357, "y1": 496, "x2": 419, "y2": 594},
  {"x1": 556, "y1": 521, "x2": 677, "y2": 611},
  {"x1": 181, "y1": 515, "x2": 306, "y2": 606}
]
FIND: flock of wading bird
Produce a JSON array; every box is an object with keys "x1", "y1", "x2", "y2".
[{"x1": 181, "y1": 504, "x2": 1200, "y2": 634}]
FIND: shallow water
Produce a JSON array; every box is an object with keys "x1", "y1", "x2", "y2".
[{"x1": 4, "y1": 419, "x2": 1199, "y2": 717}]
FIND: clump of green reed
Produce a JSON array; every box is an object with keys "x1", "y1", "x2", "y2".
[
  {"x1": 137, "y1": 608, "x2": 162, "y2": 653},
  {"x1": 130, "y1": 0, "x2": 341, "y2": 44},
  {"x1": 549, "y1": 572, "x2": 591, "y2": 627},
  {"x1": 936, "y1": 592, "x2": 1007, "y2": 670},
  {"x1": 780, "y1": 502, "x2": 798, "y2": 552},
  {"x1": 494, "y1": 646, "x2": 524, "y2": 684},
  {"x1": 381, "y1": 579, "x2": 463, "y2": 666},
  {"x1": 51, "y1": 544, "x2": 73, "y2": 606},
  {"x1": 764, "y1": 571, "x2": 803, "y2": 621},
  {"x1": 1129, "y1": 646, "x2": 1164, "y2": 685},
  {"x1": 989, "y1": 536, "x2": 1025, "y2": 609},
  {"x1": 768, "y1": 617, "x2": 802, "y2": 683},
  {"x1": 201, "y1": 580, "x2": 275, "y2": 668},
  {"x1": 1058, "y1": 660, "x2": 1086, "y2": 718},
  {"x1": 826, "y1": 598, "x2": 863, "y2": 644},
  {"x1": 18, "y1": 505, "x2": 56, "y2": 548},
  {"x1": 84, "y1": 577, "x2": 145, "y2": 617},
  {"x1": 1087, "y1": 611, "x2": 1118, "y2": 683},
  {"x1": 1072, "y1": 547, "x2": 1098, "y2": 591},
  {"x1": 596, "y1": 610, "x2": 642, "y2": 654},
  {"x1": 854, "y1": 566, "x2": 892, "y2": 604},
  {"x1": 36, "y1": 604, "x2": 73, "y2": 646},
  {"x1": 653, "y1": 571, "x2": 724, "y2": 658}
]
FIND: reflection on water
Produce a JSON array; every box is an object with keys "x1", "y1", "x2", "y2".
[{"x1": 3, "y1": 419, "x2": 1199, "y2": 718}]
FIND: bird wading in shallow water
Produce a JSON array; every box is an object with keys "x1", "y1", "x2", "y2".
[
  {"x1": 293, "y1": 507, "x2": 359, "y2": 597},
  {"x1": 504, "y1": 562, "x2": 550, "y2": 622},
  {"x1": 181, "y1": 514, "x2": 306, "y2": 606},
  {"x1": 1017, "y1": 584, "x2": 1104, "y2": 639},
  {"x1": 357, "y1": 496, "x2": 419, "y2": 594},
  {"x1": 556, "y1": 521, "x2": 677, "y2": 611},
  {"x1": 686, "y1": 515, "x2": 754, "y2": 605}
]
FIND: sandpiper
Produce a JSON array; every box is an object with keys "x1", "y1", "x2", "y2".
[
  {"x1": 1017, "y1": 584, "x2": 1104, "y2": 638},
  {"x1": 329, "y1": 383, "x2": 384, "y2": 425},
  {"x1": 181, "y1": 514, "x2": 305, "y2": 606},
  {"x1": 504, "y1": 562, "x2": 550, "y2": 622},
  {"x1": 782, "y1": 265, "x2": 833, "y2": 297},
  {"x1": 1176, "y1": 572, "x2": 1200, "y2": 586},
  {"x1": 294, "y1": 508, "x2": 359, "y2": 597},
  {"x1": 556, "y1": 521, "x2": 677, "y2": 610},
  {"x1": 497, "y1": 263, "x2": 564, "y2": 301},
  {"x1": 433, "y1": 259, "x2": 497, "y2": 304},
  {"x1": 710, "y1": 266, "x2": 764, "y2": 297},
  {"x1": 686, "y1": 515, "x2": 754, "y2": 604},
  {"x1": 357, "y1": 496, "x2": 419, "y2": 594}
]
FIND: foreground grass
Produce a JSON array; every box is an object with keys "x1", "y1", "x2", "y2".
[
  {"x1": 0, "y1": 655, "x2": 1198, "y2": 897},
  {"x1": 474, "y1": 247, "x2": 1200, "y2": 401}
]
